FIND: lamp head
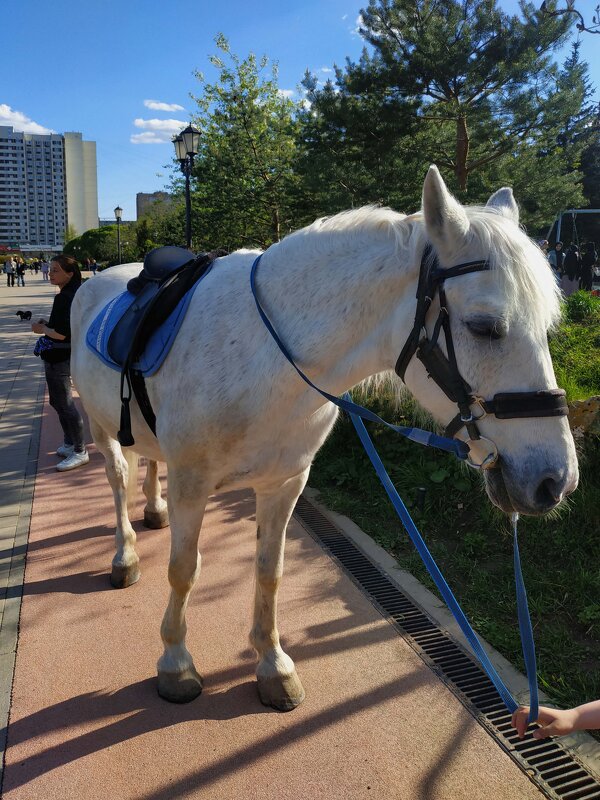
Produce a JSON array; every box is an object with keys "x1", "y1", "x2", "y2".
[
  {"x1": 181, "y1": 124, "x2": 201, "y2": 157},
  {"x1": 172, "y1": 134, "x2": 187, "y2": 163}
]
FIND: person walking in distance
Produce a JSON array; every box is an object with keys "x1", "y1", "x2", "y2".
[
  {"x1": 5, "y1": 256, "x2": 16, "y2": 287},
  {"x1": 40, "y1": 259, "x2": 50, "y2": 281},
  {"x1": 548, "y1": 241, "x2": 565, "y2": 279},
  {"x1": 580, "y1": 242, "x2": 598, "y2": 292},
  {"x1": 561, "y1": 243, "x2": 581, "y2": 297},
  {"x1": 16, "y1": 258, "x2": 26, "y2": 287},
  {"x1": 31, "y1": 255, "x2": 89, "y2": 471}
]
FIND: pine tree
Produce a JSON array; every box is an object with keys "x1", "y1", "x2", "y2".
[{"x1": 300, "y1": 0, "x2": 595, "y2": 227}]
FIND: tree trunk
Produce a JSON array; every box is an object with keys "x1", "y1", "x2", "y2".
[
  {"x1": 456, "y1": 114, "x2": 469, "y2": 191},
  {"x1": 272, "y1": 205, "x2": 281, "y2": 243}
]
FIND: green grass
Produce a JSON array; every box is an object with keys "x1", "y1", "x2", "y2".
[
  {"x1": 550, "y1": 292, "x2": 600, "y2": 401},
  {"x1": 309, "y1": 301, "x2": 600, "y2": 716}
]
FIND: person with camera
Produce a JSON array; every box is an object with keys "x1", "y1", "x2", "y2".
[{"x1": 31, "y1": 254, "x2": 89, "y2": 471}]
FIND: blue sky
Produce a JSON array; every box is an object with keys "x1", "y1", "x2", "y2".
[{"x1": 4, "y1": 0, "x2": 598, "y2": 221}]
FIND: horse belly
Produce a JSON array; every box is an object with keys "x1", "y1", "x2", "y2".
[{"x1": 211, "y1": 402, "x2": 339, "y2": 492}]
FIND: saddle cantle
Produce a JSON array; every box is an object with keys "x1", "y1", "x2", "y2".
[
  {"x1": 105, "y1": 246, "x2": 226, "y2": 447},
  {"x1": 126, "y1": 246, "x2": 195, "y2": 295}
]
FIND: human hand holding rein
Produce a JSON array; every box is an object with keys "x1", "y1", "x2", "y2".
[{"x1": 512, "y1": 701, "x2": 600, "y2": 739}]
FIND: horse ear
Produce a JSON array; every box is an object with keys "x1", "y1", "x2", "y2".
[
  {"x1": 486, "y1": 187, "x2": 519, "y2": 224},
  {"x1": 422, "y1": 165, "x2": 469, "y2": 260}
]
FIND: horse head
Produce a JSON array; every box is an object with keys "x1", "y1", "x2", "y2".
[{"x1": 402, "y1": 166, "x2": 578, "y2": 516}]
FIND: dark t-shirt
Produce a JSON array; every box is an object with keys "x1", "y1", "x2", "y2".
[{"x1": 43, "y1": 281, "x2": 79, "y2": 363}]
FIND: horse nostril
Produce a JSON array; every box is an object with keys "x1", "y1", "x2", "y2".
[{"x1": 534, "y1": 476, "x2": 564, "y2": 510}]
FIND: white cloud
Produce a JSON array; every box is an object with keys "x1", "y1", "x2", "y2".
[
  {"x1": 0, "y1": 104, "x2": 55, "y2": 134},
  {"x1": 130, "y1": 117, "x2": 187, "y2": 143},
  {"x1": 130, "y1": 132, "x2": 171, "y2": 144},
  {"x1": 342, "y1": 13, "x2": 348, "y2": 20},
  {"x1": 133, "y1": 117, "x2": 187, "y2": 131},
  {"x1": 144, "y1": 99, "x2": 185, "y2": 112},
  {"x1": 278, "y1": 89, "x2": 295, "y2": 99},
  {"x1": 320, "y1": 67, "x2": 333, "y2": 73}
]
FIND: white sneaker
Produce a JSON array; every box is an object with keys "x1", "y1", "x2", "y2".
[
  {"x1": 56, "y1": 450, "x2": 90, "y2": 472},
  {"x1": 56, "y1": 443, "x2": 75, "y2": 457}
]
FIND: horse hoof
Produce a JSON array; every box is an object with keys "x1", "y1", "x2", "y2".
[
  {"x1": 257, "y1": 672, "x2": 305, "y2": 712},
  {"x1": 157, "y1": 667, "x2": 204, "y2": 703},
  {"x1": 143, "y1": 508, "x2": 169, "y2": 529},
  {"x1": 110, "y1": 564, "x2": 140, "y2": 589}
]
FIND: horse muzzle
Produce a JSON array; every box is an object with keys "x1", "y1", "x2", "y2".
[{"x1": 483, "y1": 456, "x2": 578, "y2": 516}]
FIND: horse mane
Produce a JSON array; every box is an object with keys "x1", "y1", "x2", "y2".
[
  {"x1": 281, "y1": 205, "x2": 413, "y2": 260},
  {"x1": 462, "y1": 206, "x2": 562, "y2": 333},
  {"x1": 279, "y1": 203, "x2": 561, "y2": 334}
]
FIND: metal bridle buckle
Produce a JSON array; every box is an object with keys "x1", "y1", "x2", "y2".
[
  {"x1": 468, "y1": 396, "x2": 487, "y2": 422},
  {"x1": 465, "y1": 436, "x2": 498, "y2": 470}
]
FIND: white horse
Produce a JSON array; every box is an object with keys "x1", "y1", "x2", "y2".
[{"x1": 70, "y1": 166, "x2": 578, "y2": 710}]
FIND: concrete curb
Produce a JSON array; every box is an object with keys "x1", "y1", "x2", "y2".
[{"x1": 303, "y1": 485, "x2": 600, "y2": 779}]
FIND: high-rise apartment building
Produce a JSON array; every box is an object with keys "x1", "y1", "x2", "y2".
[
  {"x1": 0, "y1": 126, "x2": 98, "y2": 252},
  {"x1": 63, "y1": 132, "x2": 99, "y2": 238}
]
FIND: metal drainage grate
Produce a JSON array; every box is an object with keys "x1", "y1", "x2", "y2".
[{"x1": 294, "y1": 494, "x2": 600, "y2": 800}]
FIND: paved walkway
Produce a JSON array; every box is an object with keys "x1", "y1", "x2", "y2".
[
  {"x1": 0, "y1": 275, "x2": 592, "y2": 799},
  {"x1": 0, "y1": 275, "x2": 54, "y2": 768}
]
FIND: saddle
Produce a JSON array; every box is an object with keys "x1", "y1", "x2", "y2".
[{"x1": 108, "y1": 246, "x2": 226, "y2": 446}]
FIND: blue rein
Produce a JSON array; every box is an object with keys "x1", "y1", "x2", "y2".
[{"x1": 250, "y1": 253, "x2": 538, "y2": 724}]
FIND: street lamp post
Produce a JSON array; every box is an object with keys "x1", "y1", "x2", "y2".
[
  {"x1": 114, "y1": 206, "x2": 123, "y2": 264},
  {"x1": 173, "y1": 125, "x2": 201, "y2": 249}
]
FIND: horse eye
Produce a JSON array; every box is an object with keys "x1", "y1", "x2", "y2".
[{"x1": 466, "y1": 319, "x2": 507, "y2": 340}]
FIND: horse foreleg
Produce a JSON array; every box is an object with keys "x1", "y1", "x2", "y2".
[
  {"x1": 142, "y1": 459, "x2": 169, "y2": 529},
  {"x1": 89, "y1": 418, "x2": 140, "y2": 589},
  {"x1": 156, "y1": 465, "x2": 207, "y2": 703},
  {"x1": 251, "y1": 469, "x2": 309, "y2": 711}
]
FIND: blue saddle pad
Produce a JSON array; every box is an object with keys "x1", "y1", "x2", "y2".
[{"x1": 86, "y1": 276, "x2": 205, "y2": 376}]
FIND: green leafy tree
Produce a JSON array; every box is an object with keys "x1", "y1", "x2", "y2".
[
  {"x1": 63, "y1": 224, "x2": 78, "y2": 244},
  {"x1": 63, "y1": 227, "x2": 115, "y2": 262},
  {"x1": 135, "y1": 217, "x2": 159, "y2": 258},
  {"x1": 139, "y1": 199, "x2": 186, "y2": 249},
  {"x1": 63, "y1": 224, "x2": 134, "y2": 264},
  {"x1": 189, "y1": 34, "x2": 301, "y2": 249}
]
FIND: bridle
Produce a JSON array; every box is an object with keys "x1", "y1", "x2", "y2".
[{"x1": 394, "y1": 245, "x2": 569, "y2": 469}]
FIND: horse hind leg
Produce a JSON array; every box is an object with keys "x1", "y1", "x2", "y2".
[
  {"x1": 142, "y1": 459, "x2": 169, "y2": 529},
  {"x1": 89, "y1": 418, "x2": 141, "y2": 589},
  {"x1": 251, "y1": 469, "x2": 310, "y2": 711}
]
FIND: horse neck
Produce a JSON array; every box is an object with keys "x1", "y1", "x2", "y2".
[{"x1": 259, "y1": 221, "x2": 422, "y2": 394}]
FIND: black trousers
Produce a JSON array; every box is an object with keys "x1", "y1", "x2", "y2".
[
  {"x1": 6, "y1": 273, "x2": 14, "y2": 286},
  {"x1": 44, "y1": 359, "x2": 85, "y2": 452}
]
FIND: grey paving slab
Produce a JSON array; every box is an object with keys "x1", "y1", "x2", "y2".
[{"x1": 0, "y1": 278, "x2": 54, "y2": 787}]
